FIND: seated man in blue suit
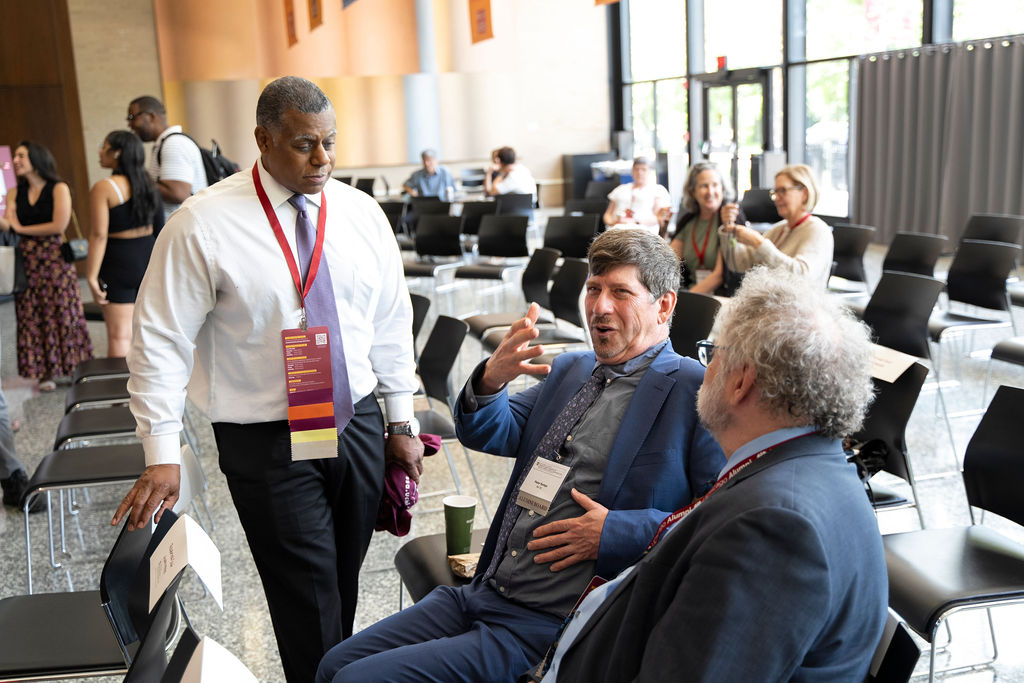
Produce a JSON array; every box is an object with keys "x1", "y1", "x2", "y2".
[
  {"x1": 317, "y1": 229, "x2": 725, "y2": 683},
  {"x1": 527, "y1": 266, "x2": 889, "y2": 683}
]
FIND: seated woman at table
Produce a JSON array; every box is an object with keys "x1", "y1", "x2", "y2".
[
  {"x1": 692, "y1": 164, "x2": 833, "y2": 296},
  {"x1": 670, "y1": 161, "x2": 744, "y2": 288},
  {"x1": 602, "y1": 156, "x2": 670, "y2": 234}
]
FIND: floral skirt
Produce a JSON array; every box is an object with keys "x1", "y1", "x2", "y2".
[{"x1": 13, "y1": 234, "x2": 93, "y2": 379}]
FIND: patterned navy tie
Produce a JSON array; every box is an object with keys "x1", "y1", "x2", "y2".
[
  {"x1": 481, "y1": 366, "x2": 612, "y2": 581},
  {"x1": 289, "y1": 194, "x2": 355, "y2": 432}
]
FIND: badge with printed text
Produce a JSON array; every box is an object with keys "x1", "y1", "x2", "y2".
[
  {"x1": 516, "y1": 458, "x2": 570, "y2": 515},
  {"x1": 282, "y1": 326, "x2": 338, "y2": 461}
]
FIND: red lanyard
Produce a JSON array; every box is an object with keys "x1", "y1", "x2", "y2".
[
  {"x1": 691, "y1": 215, "x2": 715, "y2": 268},
  {"x1": 644, "y1": 431, "x2": 816, "y2": 553},
  {"x1": 790, "y1": 213, "x2": 812, "y2": 230},
  {"x1": 252, "y1": 164, "x2": 327, "y2": 313}
]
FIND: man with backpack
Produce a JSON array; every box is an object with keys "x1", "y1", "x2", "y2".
[{"x1": 127, "y1": 95, "x2": 209, "y2": 225}]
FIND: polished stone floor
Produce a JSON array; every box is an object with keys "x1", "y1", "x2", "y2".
[{"x1": 1, "y1": 239, "x2": 1023, "y2": 682}]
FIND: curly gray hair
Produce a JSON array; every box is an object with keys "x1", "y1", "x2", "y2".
[{"x1": 711, "y1": 267, "x2": 874, "y2": 438}]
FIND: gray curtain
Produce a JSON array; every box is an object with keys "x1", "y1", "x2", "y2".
[{"x1": 853, "y1": 36, "x2": 1024, "y2": 246}]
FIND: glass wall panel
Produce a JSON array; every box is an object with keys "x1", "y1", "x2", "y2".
[
  {"x1": 629, "y1": 0, "x2": 686, "y2": 81},
  {"x1": 805, "y1": 59, "x2": 850, "y2": 216},
  {"x1": 953, "y1": 0, "x2": 1024, "y2": 41},
  {"x1": 655, "y1": 78, "x2": 688, "y2": 153},
  {"x1": 631, "y1": 82, "x2": 657, "y2": 158},
  {"x1": 703, "y1": 0, "x2": 782, "y2": 71},
  {"x1": 806, "y1": 0, "x2": 921, "y2": 60},
  {"x1": 735, "y1": 83, "x2": 763, "y2": 197}
]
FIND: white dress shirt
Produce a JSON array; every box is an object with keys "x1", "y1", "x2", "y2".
[
  {"x1": 128, "y1": 160, "x2": 418, "y2": 466},
  {"x1": 495, "y1": 164, "x2": 537, "y2": 198}
]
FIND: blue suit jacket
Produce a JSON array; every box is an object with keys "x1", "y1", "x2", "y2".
[
  {"x1": 546, "y1": 434, "x2": 889, "y2": 682},
  {"x1": 455, "y1": 343, "x2": 724, "y2": 579}
]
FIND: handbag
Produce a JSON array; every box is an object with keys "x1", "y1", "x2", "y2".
[
  {"x1": 60, "y1": 210, "x2": 88, "y2": 263},
  {"x1": 0, "y1": 231, "x2": 27, "y2": 295}
]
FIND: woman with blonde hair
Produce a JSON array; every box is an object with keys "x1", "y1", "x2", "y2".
[{"x1": 692, "y1": 164, "x2": 833, "y2": 295}]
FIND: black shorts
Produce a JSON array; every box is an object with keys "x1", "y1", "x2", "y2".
[{"x1": 98, "y1": 235, "x2": 155, "y2": 304}]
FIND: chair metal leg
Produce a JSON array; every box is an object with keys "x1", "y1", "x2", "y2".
[
  {"x1": 46, "y1": 491, "x2": 61, "y2": 571},
  {"x1": 24, "y1": 496, "x2": 33, "y2": 594},
  {"x1": 463, "y1": 449, "x2": 492, "y2": 522}
]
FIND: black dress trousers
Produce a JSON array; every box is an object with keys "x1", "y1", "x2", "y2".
[{"x1": 213, "y1": 393, "x2": 385, "y2": 683}]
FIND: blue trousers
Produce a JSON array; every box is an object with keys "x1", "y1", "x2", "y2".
[{"x1": 316, "y1": 578, "x2": 562, "y2": 683}]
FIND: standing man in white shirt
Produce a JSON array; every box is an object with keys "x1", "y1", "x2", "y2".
[
  {"x1": 126, "y1": 95, "x2": 208, "y2": 223},
  {"x1": 111, "y1": 76, "x2": 424, "y2": 683}
]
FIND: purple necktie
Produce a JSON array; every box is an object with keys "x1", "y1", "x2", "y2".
[
  {"x1": 481, "y1": 366, "x2": 612, "y2": 581},
  {"x1": 289, "y1": 194, "x2": 355, "y2": 433}
]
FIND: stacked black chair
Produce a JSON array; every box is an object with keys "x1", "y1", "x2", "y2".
[
  {"x1": 669, "y1": 292, "x2": 721, "y2": 362},
  {"x1": 403, "y1": 215, "x2": 464, "y2": 279},
  {"x1": 884, "y1": 385, "x2": 1024, "y2": 681},
  {"x1": 354, "y1": 177, "x2": 375, "y2": 196},
  {"x1": 544, "y1": 215, "x2": 599, "y2": 259},
  {"x1": 829, "y1": 223, "x2": 876, "y2": 293},
  {"x1": 740, "y1": 188, "x2": 781, "y2": 224},
  {"x1": 64, "y1": 376, "x2": 129, "y2": 413},
  {"x1": 495, "y1": 193, "x2": 534, "y2": 218},
  {"x1": 960, "y1": 213, "x2": 1024, "y2": 246},
  {"x1": 463, "y1": 247, "x2": 562, "y2": 341},
  {"x1": 881, "y1": 232, "x2": 948, "y2": 277},
  {"x1": 459, "y1": 200, "x2": 497, "y2": 237},
  {"x1": 849, "y1": 362, "x2": 929, "y2": 527},
  {"x1": 453, "y1": 215, "x2": 530, "y2": 311},
  {"x1": 72, "y1": 357, "x2": 130, "y2": 384},
  {"x1": 583, "y1": 179, "x2": 619, "y2": 200}
]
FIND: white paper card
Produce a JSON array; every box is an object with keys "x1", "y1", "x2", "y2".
[
  {"x1": 516, "y1": 458, "x2": 570, "y2": 515},
  {"x1": 149, "y1": 514, "x2": 223, "y2": 611},
  {"x1": 181, "y1": 636, "x2": 258, "y2": 683},
  {"x1": 870, "y1": 344, "x2": 917, "y2": 383}
]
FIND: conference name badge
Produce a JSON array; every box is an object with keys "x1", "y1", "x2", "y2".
[
  {"x1": 282, "y1": 327, "x2": 338, "y2": 461},
  {"x1": 516, "y1": 458, "x2": 570, "y2": 515}
]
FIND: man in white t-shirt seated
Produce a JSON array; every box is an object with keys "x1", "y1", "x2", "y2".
[
  {"x1": 602, "y1": 157, "x2": 670, "y2": 235},
  {"x1": 484, "y1": 146, "x2": 537, "y2": 200},
  {"x1": 127, "y1": 95, "x2": 209, "y2": 224}
]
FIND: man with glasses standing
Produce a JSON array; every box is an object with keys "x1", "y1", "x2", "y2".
[
  {"x1": 126, "y1": 96, "x2": 208, "y2": 225},
  {"x1": 526, "y1": 267, "x2": 887, "y2": 682}
]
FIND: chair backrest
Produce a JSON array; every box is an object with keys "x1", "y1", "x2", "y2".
[
  {"x1": 866, "y1": 613, "x2": 921, "y2": 683},
  {"x1": 945, "y1": 239, "x2": 1021, "y2": 311},
  {"x1": 378, "y1": 200, "x2": 405, "y2": 235},
  {"x1": 123, "y1": 576, "x2": 186, "y2": 683},
  {"x1": 544, "y1": 215, "x2": 599, "y2": 259},
  {"x1": 335, "y1": 176, "x2": 352, "y2": 185},
  {"x1": 831, "y1": 223, "x2": 876, "y2": 282},
  {"x1": 414, "y1": 215, "x2": 463, "y2": 257},
  {"x1": 159, "y1": 623, "x2": 201, "y2": 683},
  {"x1": 417, "y1": 315, "x2": 470, "y2": 411},
  {"x1": 477, "y1": 215, "x2": 529, "y2": 257},
  {"x1": 669, "y1": 292, "x2": 721, "y2": 361},
  {"x1": 521, "y1": 247, "x2": 562, "y2": 309},
  {"x1": 862, "y1": 271, "x2": 945, "y2": 359},
  {"x1": 459, "y1": 200, "x2": 497, "y2": 236},
  {"x1": 410, "y1": 293, "x2": 431, "y2": 347},
  {"x1": 101, "y1": 510, "x2": 179, "y2": 662},
  {"x1": 495, "y1": 193, "x2": 534, "y2": 217},
  {"x1": 881, "y1": 232, "x2": 948, "y2": 277},
  {"x1": 564, "y1": 198, "x2": 609, "y2": 217},
  {"x1": 548, "y1": 258, "x2": 590, "y2": 328},
  {"x1": 961, "y1": 213, "x2": 1024, "y2": 246},
  {"x1": 354, "y1": 177, "x2": 375, "y2": 196},
  {"x1": 851, "y1": 362, "x2": 929, "y2": 484},
  {"x1": 740, "y1": 188, "x2": 782, "y2": 224},
  {"x1": 584, "y1": 179, "x2": 619, "y2": 200},
  {"x1": 962, "y1": 385, "x2": 1024, "y2": 526},
  {"x1": 410, "y1": 197, "x2": 452, "y2": 217}
]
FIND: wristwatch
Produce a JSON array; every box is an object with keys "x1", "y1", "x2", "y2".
[{"x1": 388, "y1": 417, "x2": 420, "y2": 438}]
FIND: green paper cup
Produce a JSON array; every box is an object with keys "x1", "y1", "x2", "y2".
[{"x1": 443, "y1": 495, "x2": 477, "y2": 556}]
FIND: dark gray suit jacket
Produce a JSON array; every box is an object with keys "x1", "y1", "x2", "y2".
[{"x1": 544, "y1": 433, "x2": 888, "y2": 682}]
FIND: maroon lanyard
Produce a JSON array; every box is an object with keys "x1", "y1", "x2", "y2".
[
  {"x1": 644, "y1": 431, "x2": 816, "y2": 553},
  {"x1": 251, "y1": 163, "x2": 327, "y2": 310}
]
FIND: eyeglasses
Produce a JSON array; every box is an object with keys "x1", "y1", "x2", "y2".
[
  {"x1": 696, "y1": 339, "x2": 722, "y2": 367},
  {"x1": 126, "y1": 111, "x2": 152, "y2": 123},
  {"x1": 769, "y1": 185, "x2": 803, "y2": 200}
]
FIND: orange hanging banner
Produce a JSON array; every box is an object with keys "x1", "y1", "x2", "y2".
[
  {"x1": 308, "y1": 0, "x2": 323, "y2": 29},
  {"x1": 284, "y1": 0, "x2": 298, "y2": 46},
  {"x1": 595, "y1": 0, "x2": 621, "y2": 5},
  {"x1": 469, "y1": 0, "x2": 494, "y2": 44}
]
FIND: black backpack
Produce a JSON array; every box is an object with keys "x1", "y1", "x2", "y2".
[{"x1": 157, "y1": 131, "x2": 239, "y2": 186}]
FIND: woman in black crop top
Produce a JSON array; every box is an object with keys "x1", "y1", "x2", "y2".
[
  {"x1": 86, "y1": 131, "x2": 159, "y2": 357},
  {"x1": 0, "y1": 141, "x2": 92, "y2": 389}
]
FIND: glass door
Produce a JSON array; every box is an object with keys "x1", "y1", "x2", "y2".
[{"x1": 692, "y1": 69, "x2": 772, "y2": 197}]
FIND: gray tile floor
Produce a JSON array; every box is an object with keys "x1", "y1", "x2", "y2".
[{"x1": 1, "y1": 240, "x2": 1023, "y2": 682}]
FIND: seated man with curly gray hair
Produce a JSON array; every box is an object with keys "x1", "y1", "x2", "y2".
[{"x1": 527, "y1": 266, "x2": 888, "y2": 683}]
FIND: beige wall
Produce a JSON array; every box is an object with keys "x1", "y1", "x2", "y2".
[
  {"x1": 69, "y1": 0, "x2": 611, "y2": 206},
  {"x1": 67, "y1": 0, "x2": 163, "y2": 187}
]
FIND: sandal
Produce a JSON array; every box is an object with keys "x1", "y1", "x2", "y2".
[{"x1": 38, "y1": 379, "x2": 56, "y2": 392}]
